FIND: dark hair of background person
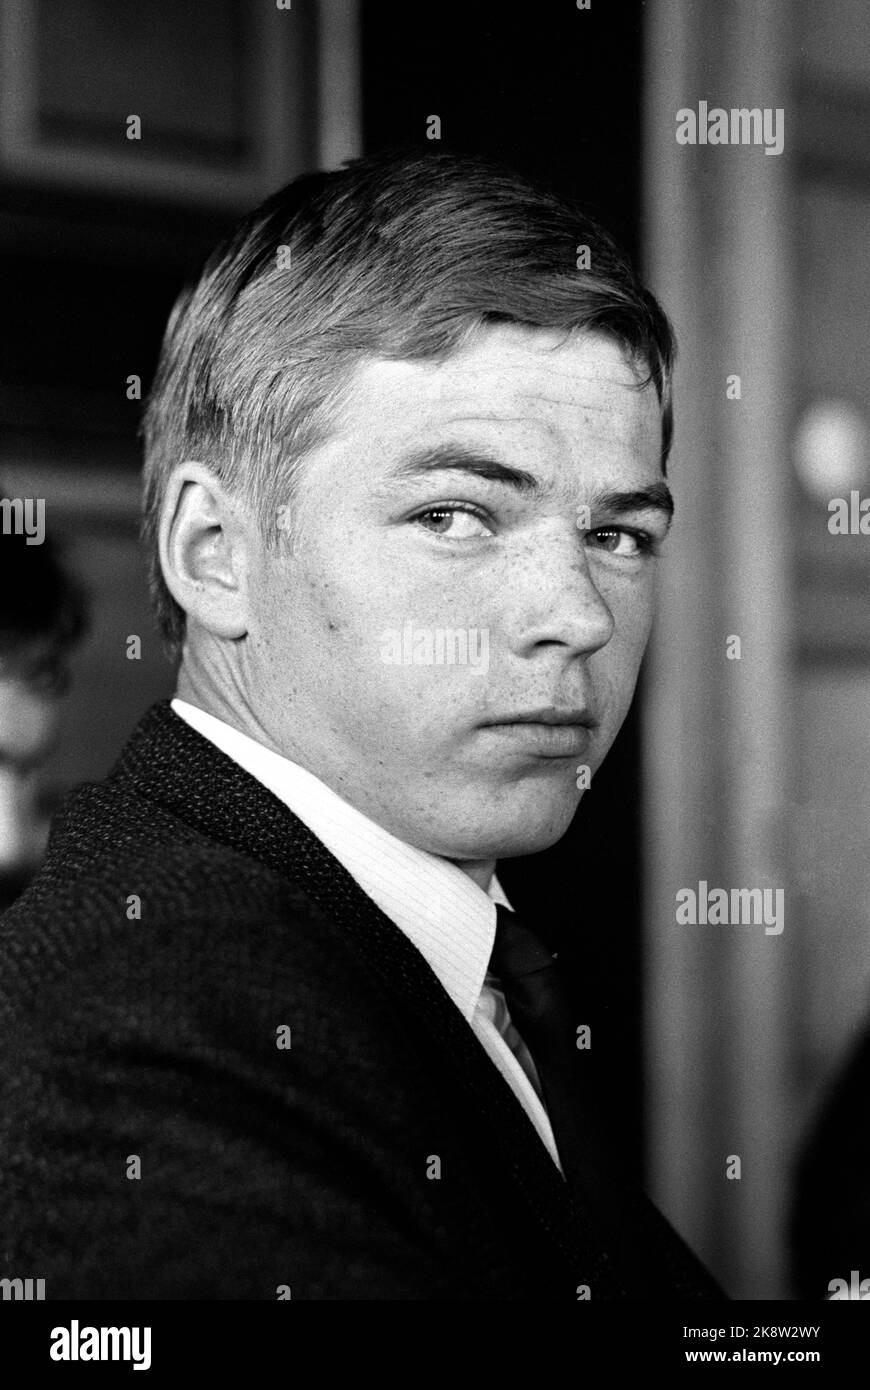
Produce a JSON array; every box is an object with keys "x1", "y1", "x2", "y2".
[
  {"x1": 0, "y1": 495, "x2": 90, "y2": 912},
  {"x1": 0, "y1": 506, "x2": 89, "y2": 698}
]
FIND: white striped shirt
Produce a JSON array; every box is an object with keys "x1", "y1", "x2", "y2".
[{"x1": 171, "y1": 697, "x2": 563, "y2": 1173}]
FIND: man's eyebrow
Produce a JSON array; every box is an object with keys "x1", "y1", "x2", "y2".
[
  {"x1": 385, "y1": 444, "x2": 674, "y2": 519},
  {"x1": 386, "y1": 445, "x2": 541, "y2": 495},
  {"x1": 587, "y1": 482, "x2": 675, "y2": 521}
]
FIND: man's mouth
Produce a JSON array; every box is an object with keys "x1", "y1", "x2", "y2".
[
  {"x1": 484, "y1": 708, "x2": 596, "y2": 726},
  {"x1": 479, "y1": 709, "x2": 596, "y2": 758}
]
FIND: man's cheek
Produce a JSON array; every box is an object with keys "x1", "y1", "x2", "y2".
[
  {"x1": 600, "y1": 604, "x2": 654, "y2": 676},
  {"x1": 589, "y1": 658, "x2": 635, "y2": 730},
  {"x1": 349, "y1": 660, "x2": 457, "y2": 737}
]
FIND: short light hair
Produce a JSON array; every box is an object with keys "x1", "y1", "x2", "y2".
[{"x1": 141, "y1": 148, "x2": 675, "y2": 658}]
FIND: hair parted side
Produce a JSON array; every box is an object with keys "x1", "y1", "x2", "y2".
[{"x1": 141, "y1": 147, "x2": 676, "y2": 659}]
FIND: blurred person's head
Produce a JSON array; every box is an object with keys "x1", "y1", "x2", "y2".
[
  {"x1": 0, "y1": 511, "x2": 88, "y2": 909},
  {"x1": 144, "y1": 149, "x2": 675, "y2": 877}
]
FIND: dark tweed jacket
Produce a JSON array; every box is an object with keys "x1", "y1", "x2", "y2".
[{"x1": 0, "y1": 700, "x2": 722, "y2": 1300}]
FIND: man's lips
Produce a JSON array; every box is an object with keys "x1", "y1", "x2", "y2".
[
  {"x1": 482, "y1": 708, "x2": 596, "y2": 726},
  {"x1": 479, "y1": 709, "x2": 596, "y2": 757}
]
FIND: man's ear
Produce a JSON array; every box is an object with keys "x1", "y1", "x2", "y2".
[{"x1": 158, "y1": 461, "x2": 251, "y2": 640}]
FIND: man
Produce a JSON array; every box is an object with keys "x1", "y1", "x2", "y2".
[
  {"x1": 0, "y1": 150, "x2": 723, "y2": 1300},
  {"x1": 0, "y1": 509, "x2": 88, "y2": 913}
]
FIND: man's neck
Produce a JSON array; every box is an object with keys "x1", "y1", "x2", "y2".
[{"x1": 450, "y1": 858, "x2": 497, "y2": 891}]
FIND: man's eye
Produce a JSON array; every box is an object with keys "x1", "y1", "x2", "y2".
[
  {"x1": 413, "y1": 505, "x2": 493, "y2": 539},
  {"x1": 586, "y1": 527, "x2": 654, "y2": 558}
]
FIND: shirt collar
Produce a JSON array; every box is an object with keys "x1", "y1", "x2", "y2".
[{"x1": 171, "y1": 698, "x2": 512, "y2": 1023}]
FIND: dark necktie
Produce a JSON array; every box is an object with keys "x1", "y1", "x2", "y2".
[{"x1": 490, "y1": 904, "x2": 672, "y2": 1297}]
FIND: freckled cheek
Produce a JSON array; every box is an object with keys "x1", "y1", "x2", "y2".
[
  {"x1": 305, "y1": 580, "x2": 401, "y2": 674},
  {"x1": 602, "y1": 578, "x2": 656, "y2": 643},
  {"x1": 591, "y1": 588, "x2": 656, "y2": 709},
  {"x1": 624, "y1": 602, "x2": 655, "y2": 658}
]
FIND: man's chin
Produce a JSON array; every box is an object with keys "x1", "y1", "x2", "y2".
[{"x1": 435, "y1": 790, "x2": 582, "y2": 864}]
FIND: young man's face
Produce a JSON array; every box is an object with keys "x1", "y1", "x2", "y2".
[{"x1": 240, "y1": 325, "x2": 671, "y2": 865}]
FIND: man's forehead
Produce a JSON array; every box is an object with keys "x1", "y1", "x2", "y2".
[{"x1": 337, "y1": 328, "x2": 660, "y2": 453}]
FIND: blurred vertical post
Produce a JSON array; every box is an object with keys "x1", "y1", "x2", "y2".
[
  {"x1": 642, "y1": 0, "x2": 793, "y2": 1296},
  {"x1": 317, "y1": 0, "x2": 361, "y2": 169}
]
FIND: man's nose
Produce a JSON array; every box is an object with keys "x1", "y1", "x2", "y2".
[{"x1": 512, "y1": 538, "x2": 616, "y2": 656}]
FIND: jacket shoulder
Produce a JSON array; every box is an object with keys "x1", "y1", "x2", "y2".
[{"x1": 0, "y1": 777, "x2": 355, "y2": 1020}]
